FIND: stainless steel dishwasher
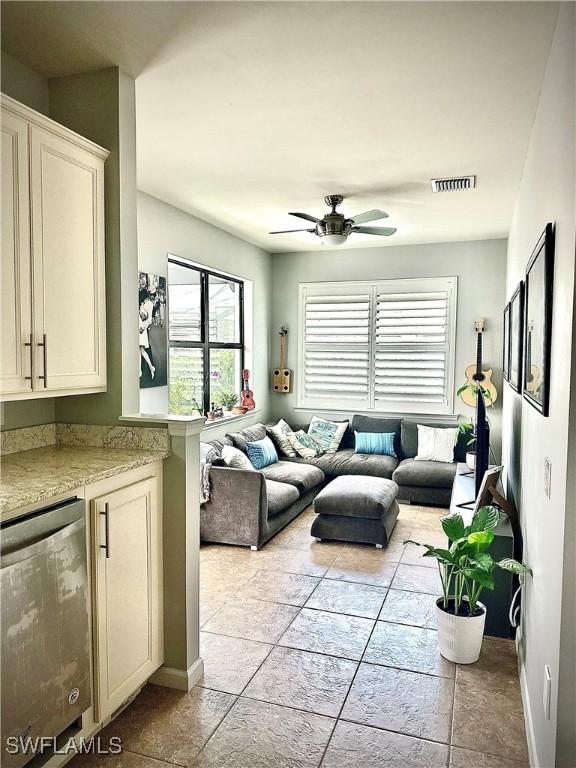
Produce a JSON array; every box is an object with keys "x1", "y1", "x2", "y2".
[{"x1": 1, "y1": 498, "x2": 91, "y2": 767}]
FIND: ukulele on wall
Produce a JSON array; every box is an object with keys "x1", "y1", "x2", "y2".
[
  {"x1": 240, "y1": 369, "x2": 256, "y2": 410},
  {"x1": 273, "y1": 326, "x2": 292, "y2": 393},
  {"x1": 459, "y1": 319, "x2": 498, "y2": 407}
]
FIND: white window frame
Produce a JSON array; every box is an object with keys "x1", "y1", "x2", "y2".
[{"x1": 297, "y1": 276, "x2": 458, "y2": 415}]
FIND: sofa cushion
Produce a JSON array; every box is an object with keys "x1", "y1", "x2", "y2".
[
  {"x1": 245, "y1": 436, "x2": 279, "y2": 469},
  {"x1": 286, "y1": 449, "x2": 398, "y2": 480},
  {"x1": 261, "y1": 460, "x2": 325, "y2": 493},
  {"x1": 265, "y1": 479, "x2": 299, "y2": 517},
  {"x1": 401, "y1": 420, "x2": 467, "y2": 462},
  {"x1": 350, "y1": 415, "x2": 402, "y2": 457},
  {"x1": 314, "y1": 475, "x2": 399, "y2": 520},
  {"x1": 226, "y1": 423, "x2": 267, "y2": 453},
  {"x1": 392, "y1": 458, "x2": 457, "y2": 489}
]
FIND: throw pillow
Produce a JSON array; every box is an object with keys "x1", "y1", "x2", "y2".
[
  {"x1": 226, "y1": 423, "x2": 267, "y2": 453},
  {"x1": 307, "y1": 416, "x2": 348, "y2": 454},
  {"x1": 286, "y1": 430, "x2": 324, "y2": 459},
  {"x1": 221, "y1": 444, "x2": 255, "y2": 471},
  {"x1": 415, "y1": 425, "x2": 459, "y2": 463},
  {"x1": 266, "y1": 418, "x2": 297, "y2": 457},
  {"x1": 354, "y1": 431, "x2": 397, "y2": 457},
  {"x1": 245, "y1": 436, "x2": 279, "y2": 470}
]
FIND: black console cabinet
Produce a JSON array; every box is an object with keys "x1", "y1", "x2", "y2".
[{"x1": 449, "y1": 465, "x2": 515, "y2": 639}]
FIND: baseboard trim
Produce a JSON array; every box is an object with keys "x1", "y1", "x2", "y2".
[
  {"x1": 150, "y1": 658, "x2": 204, "y2": 691},
  {"x1": 519, "y1": 658, "x2": 539, "y2": 767}
]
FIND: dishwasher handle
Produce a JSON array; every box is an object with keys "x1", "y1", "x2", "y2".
[
  {"x1": 100, "y1": 503, "x2": 111, "y2": 558},
  {"x1": 1, "y1": 517, "x2": 85, "y2": 569}
]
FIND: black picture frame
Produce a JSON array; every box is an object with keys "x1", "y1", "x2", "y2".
[
  {"x1": 523, "y1": 223, "x2": 555, "y2": 416},
  {"x1": 503, "y1": 302, "x2": 511, "y2": 382},
  {"x1": 509, "y1": 281, "x2": 524, "y2": 393}
]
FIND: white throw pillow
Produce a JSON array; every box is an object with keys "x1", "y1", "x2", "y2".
[
  {"x1": 308, "y1": 416, "x2": 348, "y2": 454},
  {"x1": 286, "y1": 430, "x2": 324, "y2": 459},
  {"x1": 267, "y1": 418, "x2": 297, "y2": 457},
  {"x1": 415, "y1": 425, "x2": 459, "y2": 463},
  {"x1": 222, "y1": 444, "x2": 255, "y2": 470}
]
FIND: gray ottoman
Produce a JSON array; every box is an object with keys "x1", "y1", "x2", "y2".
[{"x1": 311, "y1": 475, "x2": 399, "y2": 547}]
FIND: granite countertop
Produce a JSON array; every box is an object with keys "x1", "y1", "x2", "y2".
[{"x1": 0, "y1": 444, "x2": 169, "y2": 516}]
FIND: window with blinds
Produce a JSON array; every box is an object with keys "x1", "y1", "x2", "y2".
[{"x1": 299, "y1": 278, "x2": 457, "y2": 414}]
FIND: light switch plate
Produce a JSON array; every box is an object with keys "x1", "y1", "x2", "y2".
[
  {"x1": 543, "y1": 665, "x2": 552, "y2": 719},
  {"x1": 544, "y1": 457, "x2": 552, "y2": 499}
]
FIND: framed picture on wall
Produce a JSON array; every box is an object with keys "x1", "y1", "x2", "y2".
[
  {"x1": 508, "y1": 281, "x2": 524, "y2": 392},
  {"x1": 523, "y1": 223, "x2": 555, "y2": 416},
  {"x1": 503, "y1": 302, "x2": 511, "y2": 382},
  {"x1": 139, "y1": 271, "x2": 168, "y2": 389}
]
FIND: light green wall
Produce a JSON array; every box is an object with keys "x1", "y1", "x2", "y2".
[
  {"x1": 49, "y1": 68, "x2": 139, "y2": 424},
  {"x1": 137, "y1": 191, "x2": 272, "y2": 434},
  {"x1": 270, "y1": 238, "x2": 507, "y2": 459},
  {"x1": 501, "y1": 6, "x2": 575, "y2": 764},
  {"x1": 1, "y1": 50, "x2": 49, "y2": 115}
]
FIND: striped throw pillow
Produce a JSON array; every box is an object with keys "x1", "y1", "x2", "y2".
[
  {"x1": 245, "y1": 436, "x2": 279, "y2": 469},
  {"x1": 354, "y1": 431, "x2": 397, "y2": 457}
]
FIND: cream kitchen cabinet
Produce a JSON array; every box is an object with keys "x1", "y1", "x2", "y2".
[
  {"x1": 1, "y1": 95, "x2": 108, "y2": 400},
  {"x1": 88, "y1": 465, "x2": 163, "y2": 722}
]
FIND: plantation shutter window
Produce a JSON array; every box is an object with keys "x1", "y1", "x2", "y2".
[
  {"x1": 299, "y1": 278, "x2": 457, "y2": 414},
  {"x1": 301, "y1": 288, "x2": 371, "y2": 409},
  {"x1": 375, "y1": 290, "x2": 449, "y2": 406}
]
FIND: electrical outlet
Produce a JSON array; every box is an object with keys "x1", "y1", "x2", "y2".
[
  {"x1": 544, "y1": 457, "x2": 552, "y2": 499},
  {"x1": 543, "y1": 665, "x2": 552, "y2": 719}
]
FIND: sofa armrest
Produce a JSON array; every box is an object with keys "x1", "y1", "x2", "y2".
[{"x1": 200, "y1": 467, "x2": 268, "y2": 548}]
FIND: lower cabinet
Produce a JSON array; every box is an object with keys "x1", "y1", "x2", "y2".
[{"x1": 89, "y1": 467, "x2": 163, "y2": 721}]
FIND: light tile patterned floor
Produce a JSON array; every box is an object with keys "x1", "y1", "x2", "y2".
[{"x1": 71, "y1": 503, "x2": 528, "y2": 768}]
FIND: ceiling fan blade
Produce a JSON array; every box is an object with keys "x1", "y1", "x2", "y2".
[
  {"x1": 269, "y1": 228, "x2": 316, "y2": 234},
  {"x1": 349, "y1": 209, "x2": 389, "y2": 225},
  {"x1": 352, "y1": 226, "x2": 397, "y2": 236},
  {"x1": 289, "y1": 211, "x2": 321, "y2": 223}
]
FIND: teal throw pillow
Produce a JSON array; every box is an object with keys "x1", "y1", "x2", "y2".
[
  {"x1": 354, "y1": 431, "x2": 397, "y2": 457},
  {"x1": 245, "y1": 436, "x2": 279, "y2": 469}
]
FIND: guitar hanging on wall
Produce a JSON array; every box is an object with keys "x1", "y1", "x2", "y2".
[
  {"x1": 459, "y1": 319, "x2": 498, "y2": 407},
  {"x1": 272, "y1": 326, "x2": 292, "y2": 393}
]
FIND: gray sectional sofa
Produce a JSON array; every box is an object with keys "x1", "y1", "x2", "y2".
[{"x1": 200, "y1": 414, "x2": 467, "y2": 550}]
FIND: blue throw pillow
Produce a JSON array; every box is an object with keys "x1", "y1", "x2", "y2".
[
  {"x1": 354, "y1": 431, "x2": 397, "y2": 457},
  {"x1": 245, "y1": 436, "x2": 279, "y2": 469}
]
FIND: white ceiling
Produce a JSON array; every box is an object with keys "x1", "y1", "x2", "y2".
[{"x1": 2, "y1": 2, "x2": 559, "y2": 252}]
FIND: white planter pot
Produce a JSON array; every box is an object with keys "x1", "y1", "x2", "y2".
[
  {"x1": 436, "y1": 599, "x2": 486, "y2": 664},
  {"x1": 466, "y1": 451, "x2": 476, "y2": 471}
]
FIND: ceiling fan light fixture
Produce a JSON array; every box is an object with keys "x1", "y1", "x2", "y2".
[{"x1": 321, "y1": 233, "x2": 348, "y2": 246}]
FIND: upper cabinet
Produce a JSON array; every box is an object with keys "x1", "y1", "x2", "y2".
[{"x1": 1, "y1": 95, "x2": 109, "y2": 401}]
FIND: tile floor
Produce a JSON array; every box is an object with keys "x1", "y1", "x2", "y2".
[{"x1": 71, "y1": 503, "x2": 529, "y2": 768}]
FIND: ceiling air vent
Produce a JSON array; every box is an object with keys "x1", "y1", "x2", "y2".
[{"x1": 431, "y1": 175, "x2": 476, "y2": 193}]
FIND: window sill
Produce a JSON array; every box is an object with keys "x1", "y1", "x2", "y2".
[
  {"x1": 202, "y1": 409, "x2": 263, "y2": 431},
  {"x1": 294, "y1": 405, "x2": 458, "y2": 422}
]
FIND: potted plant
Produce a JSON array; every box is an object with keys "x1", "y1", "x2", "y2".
[
  {"x1": 218, "y1": 391, "x2": 239, "y2": 412},
  {"x1": 458, "y1": 419, "x2": 477, "y2": 471},
  {"x1": 405, "y1": 506, "x2": 531, "y2": 664}
]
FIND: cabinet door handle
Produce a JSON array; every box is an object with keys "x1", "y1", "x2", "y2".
[
  {"x1": 37, "y1": 334, "x2": 47, "y2": 387},
  {"x1": 100, "y1": 503, "x2": 110, "y2": 558},
  {"x1": 24, "y1": 333, "x2": 33, "y2": 381}
]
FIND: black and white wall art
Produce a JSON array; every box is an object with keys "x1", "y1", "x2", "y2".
[
  {"x1": 509, "y1": 281, "x2": 524, "y2": 392},
  {"x1": 523, "y1": 223, "x2": 555, "y2": 415},
  {"x1": 139, "y1": 271, "x2": 167, "y2": 388}
]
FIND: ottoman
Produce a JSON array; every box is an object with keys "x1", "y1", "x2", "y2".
[{"x1": 311, "y1": 475, "x2": 399, "y2": 547}]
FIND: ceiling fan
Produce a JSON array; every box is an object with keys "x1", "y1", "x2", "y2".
[{"x1": 269, "y1": 195, "x2": 397, "y2": 246}]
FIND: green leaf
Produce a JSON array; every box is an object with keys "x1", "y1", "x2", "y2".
[
  {"x1": 467, "y1": 530, "x2": 495, "y2": 550},
  {"x1": 463, "y1": 568, "x2": 495, "y2": 590},
  {"x1": 469, "y1": 552, "x2": 494, "y2": 572},
  {"x1": 470, "y1": 506, "x2": 500, "y2": 533},
  {"x1": 456, "y1": 384, "x2": 471, "y2": 396},
  {"x1": 422, "y1": 548, "x2": 454, "y2": 564},
  {"x1": 497, "y1": 558, "x2": 533, "y2": 576},
  {"x1": 442, "y1": 514, "x2": 466, "y2": 542}
]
